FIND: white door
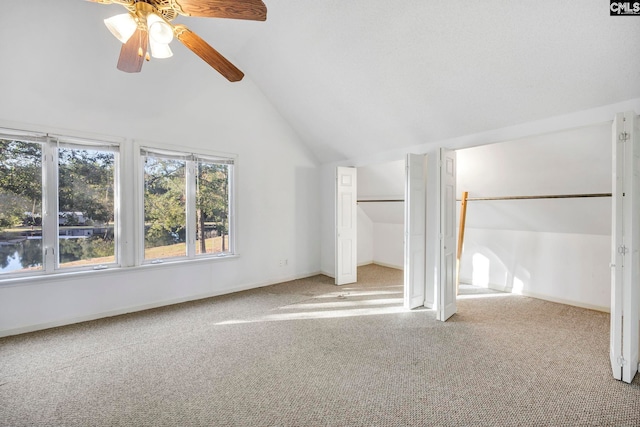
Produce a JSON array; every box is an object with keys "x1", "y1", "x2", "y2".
[
  {"x1": 404, "y1": 154, "x2": 426, "y2": 309},
  {"x1": 437, "y1": 148, "x2": 457, "y2": 321},
  {"x1": 610, "y1": 113, "x2": 623, "y2": 381},
  {"x1": 335, "y1": 166, "x2": 357, "y2": 285},
  {"x1": 610, "y1": 111, "x2": 639, "y2": 383}
]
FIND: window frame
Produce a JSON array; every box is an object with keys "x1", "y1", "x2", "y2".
[
  {"x1": 0, "y1": 126, "x2": 238, "y2": 284},
  {"x1": 53, "y1": 137, "x2": 121, "y2": 272},
  {"x1": 138, "y1": 145, "x2": 236, "y2": 265},
  {"x1": 0, "y1": 130, "x2": 47, "y2": 278},
  {"x1": 0, "y1": 130, "x2": 121, "y2": 279},
  {"x1": 194, "y1": 155, "x2": 235, "y2": 258}
]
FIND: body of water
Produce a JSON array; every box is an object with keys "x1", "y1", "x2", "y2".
[
  {"x1": 0, "y1": 239, "x2": 43, "y2": 273},
  {"x1": 0, "y1": 234, "x2": 115, "y2": 274}
]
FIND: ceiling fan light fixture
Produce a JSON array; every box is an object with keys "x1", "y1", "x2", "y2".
[
  {"x1": 104, "y1": 13, "x2": 137, "y2": 44},
  {"x1": 90, "y1": 0, "x2": 267, "y2": 81},
  {"x1": 149, "y1": 39, "x2": 173, "y2": 59},
  {"x1": 147, "y1": 13, "x2": 174, "y2": 45}
]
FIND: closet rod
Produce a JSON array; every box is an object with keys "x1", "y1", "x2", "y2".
[
  {"x1": 458, "y1": 193, "x2": 611, "y2": 202},
  {"x1": 357, "y1": 199, "x2": 404, "y2": 203}
]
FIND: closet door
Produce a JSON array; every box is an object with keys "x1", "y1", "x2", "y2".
[
  {"x1": 335, "y1": 167, "x2": 357, "y2": 285},
  {"x1": 404, "y1": 154, "x2": 426, "y2": 309},
  {"x1": 437, "y1": 148, "x2": 457, "y2": 321},
  {"x1": 610, "y1": 111, "x2": 639, "y2": 383}
]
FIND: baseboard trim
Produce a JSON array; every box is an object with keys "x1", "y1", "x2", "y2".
[
  {"x1": 372, "y1": 261, "x2": 403, "y2": 271},
  {"x1": 458, "y1": 278, "x2": 610, "y2": 313},
  {"x1": 333, "y1": 262, "x2": 403, "y2": 278},
  {"x1": 0, "y1": 270, "x2": 322, "y2": 338},
  {"x1": 320, "y1": 269, "x2": 335, "y2": 279},
  {"x1": 515, "y1": 290, "x2": 610, "y2": 313}
]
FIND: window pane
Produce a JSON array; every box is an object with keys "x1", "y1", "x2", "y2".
[
  {"x1": 0, "y1": 139, "x2": 43, "y2": 275},
  {"x1": 196, "y1": 162, "x2": 231, "y2": 256},
  {"x1": 58, "y1": 147, "x2": 116, "y2": 268},
  {"x1": 144, "y1": 155, "x2": 187, "y2": 260}
]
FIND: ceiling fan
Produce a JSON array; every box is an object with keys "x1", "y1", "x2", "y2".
[{"x1": 88, "y1": 0, "x2": 267, "y2": 82}]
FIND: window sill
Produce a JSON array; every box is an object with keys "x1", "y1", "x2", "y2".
[{"x1": 0, "y1": 253, "x2": 239, "y2": 289}]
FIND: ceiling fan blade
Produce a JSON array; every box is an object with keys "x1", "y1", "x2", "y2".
[
  {"x1": 174, "y1": 25, "x2": 244, "y2": 82},
  {"x1": 173, "y1": 0, "x2": 267, "y2": 21},
  {"x1": 117, "y1": 27, "x2": 148, "y2": 73}
]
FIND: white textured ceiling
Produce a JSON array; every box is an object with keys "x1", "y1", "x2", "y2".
[
  {"x1": 1, "y1": 1, "x2": 639, "y2": 164},
  {"x1": 243, "y1": 0, "x2": 640, "y2": 162}
]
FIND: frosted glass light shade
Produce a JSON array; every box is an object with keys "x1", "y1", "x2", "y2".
[
  {"x1": 147, "y1": 13, "x2": 173, "y2": 44},
  {"x1": 150, "y1": 40, "x2": 173, "y2": 59},
  {"x1": 104, "y1": 13, "x2": 137, "y2": 44}
]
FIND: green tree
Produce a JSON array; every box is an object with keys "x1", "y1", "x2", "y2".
[
  {"x1": 143, "y1": 157, "x2": 230, "y2": 254},
  {"x1": 197, "y1": 162, "x2": 229, "y2": 253},
  {"x1": 144, "y1": 157, "x2": 186, "y2": 249},
  {"x1": 0, "y1": 190, "x2": 29, "y2": 229},
  {"x1": 58, "y1": 147, "x2": 114, "y2": 225},
  {"x1": 0, "y1": 140, "x2": 42, "y2": 231}
]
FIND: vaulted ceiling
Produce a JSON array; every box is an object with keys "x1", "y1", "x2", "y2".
[{"x1": 2, "y1": 1, "x2": 639, "y2": 164}]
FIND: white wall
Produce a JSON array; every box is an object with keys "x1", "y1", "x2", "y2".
[
  {"x1": 372, "y1": 223, "x2": 404, "y2": 269},
  {"x1": 356, "y1": 204, "x2": 404, "y2": 269},
  {"x1": 357, "y1": 160, "x2": 405, "y2": 200},
  {"x1": 357, "y1": 206, "x2": 373, "y2": 266},
  {"x1": 357, "y1": 161, "x2": 405, "y2": 270},
  {"x1": 320, "y1": 164, "x2": 337, "y2": 277},
  {"x1": 457, "y1": 123, "x2": 612, "y2": 310},
  {"x1": 459, "y1": 229, "x2": 610, "y2": 311},
  {"x1": 0, "y1": 78, "x2": 322, "y2": 336}
]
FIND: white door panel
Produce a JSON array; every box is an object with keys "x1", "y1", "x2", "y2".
[
  {"x1": 336, "y1": 167, "x2": 357, "y2": 285},
  {"x1": 610, "y1": 111, "x2": 639, "y2": 383},
  {"x1": 438, "y1": 148, "x2": 457, "y2": 321},
  {"x1": 622, "y1": 111, "x2": 639, "y2": 384},
  {"x1": 611, "y1": 113, "x2": 624, "y2": 381},
  {"x1": 404, "y1": 154, "x2": 426, "y2": 309}
]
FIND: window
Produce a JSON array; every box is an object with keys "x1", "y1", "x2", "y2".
[
  {"x1": 57, "y1": 143, "x2": 117, "y2": 268},
  {"x1": 142, "y1": 148, "x2": 233, "y2": 262},
  {"x1": 0, "y1": 127, "x2": 235, "y2": 280},
  {"x1": 143, "y1": 152, "x2": 187, "y2": 259},
  {"x1": 196, "y1": 158, "x2": 232, "y2": 255},
  {"x1": 0, "y1": 132, "x2": 118, "y2": 276},
  {"x1": 0, "y1": 137, "x2": 43, "y2": 274}
]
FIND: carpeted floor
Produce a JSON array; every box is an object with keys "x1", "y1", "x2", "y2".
[{"x1": 1, "y1": 264, "x2": 639, "y2": 426}]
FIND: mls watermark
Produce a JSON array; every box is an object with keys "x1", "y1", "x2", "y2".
[{"x1": 610, "y1": 1, "x2": 640, "y2": 15}]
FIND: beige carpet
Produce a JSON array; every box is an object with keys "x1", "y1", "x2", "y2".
[{"x1": 1, "y1": 264, "x2": 639, "y2": 426}]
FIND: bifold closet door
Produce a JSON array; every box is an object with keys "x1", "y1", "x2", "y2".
[
  {"x1": 610, "y1": 111, "x2": 639, "y2": 383},
  {"x1": 404, "y1": 154, "x2": 426, "y2": 309},
  {"x1": 335, "y1": 166, "x2": 357, "y2": 285}
]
